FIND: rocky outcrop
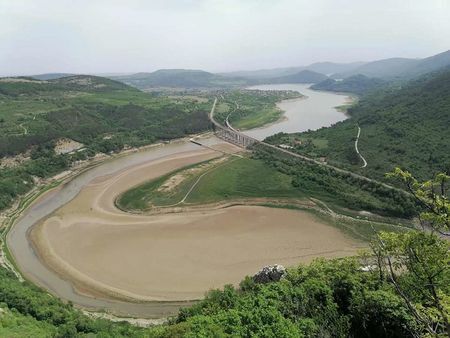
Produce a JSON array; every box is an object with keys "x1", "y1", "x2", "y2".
[{"x1": 252, "y1": 264, "x2": 286, "y2": 284}]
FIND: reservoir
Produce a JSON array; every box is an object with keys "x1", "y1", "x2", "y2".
[
  {"x1": 245, "y1": 83, "x2": 350, "y2": 140},
  {"x1": 6, "y1": 85, "x2": 352, "y2": 317}
]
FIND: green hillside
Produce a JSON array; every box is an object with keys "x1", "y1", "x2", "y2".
[
  {"x1": 266, "y1": 69, "x2": 450, "y2": 181},
  {"x1": 0, "y1": 75, "x2": 212, "y2": 210}
]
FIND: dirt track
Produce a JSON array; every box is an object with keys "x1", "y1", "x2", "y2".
[{"x1": 31, "y1": 144, "x2": 364, "y2": 302}]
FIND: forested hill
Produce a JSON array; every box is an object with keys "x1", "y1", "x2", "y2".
[
  {"x1": 266, "y1": 69, "x2": 450, "y2": 181},
  {"x1": 311, "y1": 75, "x2": 386, "y2": 95},
  {"x1": 0, "y1": 75, "x2": 210, "y2": 157}
]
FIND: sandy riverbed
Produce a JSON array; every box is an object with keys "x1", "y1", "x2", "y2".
[{"x1": 31, "y1": 143, "x2": 363, "y2": 302}]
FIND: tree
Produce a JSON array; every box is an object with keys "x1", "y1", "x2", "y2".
[
  {"x1": 370, "y1": 169, "x2": 450, "y2": 337},
  {"x1": 386, "y1": 168, "x2": 449, "y2": 235}
]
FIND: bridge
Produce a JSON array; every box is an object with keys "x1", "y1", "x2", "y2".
[{"x1": 209, "y1": 98, "x2": 258, "y2": 148}]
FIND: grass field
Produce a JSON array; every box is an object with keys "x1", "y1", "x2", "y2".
[{"x1": 117, "y1": 155, "x2": 305, "y2": 210}]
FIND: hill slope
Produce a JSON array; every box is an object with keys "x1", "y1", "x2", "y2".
[
  {"x1": 0, "y1": 75, "x2": 212, "y2": 210},
  {"x1": 266, "y1": 69, "x2": 450, "y2": 181}
]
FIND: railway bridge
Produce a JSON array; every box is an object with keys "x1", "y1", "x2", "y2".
[{"x1": 209, "y1": 98, "x2": 258, "y2": 148}]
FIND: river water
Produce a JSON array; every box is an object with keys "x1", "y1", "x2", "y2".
[
  {"x1": 245, "y1": 83, "x2": 349, "y2": 140},
  {"x1": 6, "y1": 84, "x2": 349, "y2": 317}
]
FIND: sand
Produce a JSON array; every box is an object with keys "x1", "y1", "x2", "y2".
[{"x1": 31, "y1": 144, "x2": 364, "y2": 302}]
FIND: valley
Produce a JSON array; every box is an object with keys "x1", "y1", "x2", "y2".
[{"x1": 0, "y1": 50, "x2": 448, "y2": 337}]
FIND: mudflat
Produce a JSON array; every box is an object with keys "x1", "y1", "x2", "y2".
[{"x1": 31, "y1": 144, "x2": 363, "y2": 302}]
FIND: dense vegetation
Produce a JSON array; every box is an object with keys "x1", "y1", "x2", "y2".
[
  {"x1": 0, "y1": 267, "x2": 159, "y2": 337},
  {"x1": 214, "y1": 89, "x2": 301, "y2": 129},
  {"x1": 266, "y1": 69, "x2": 450, "y2": 182},
  {"x1": 311, "y1": 74, "x2": 386, "y2": 95},
  {"x1": 0, "y1": 75, "x2": 212, "y2": 210},
  {"x1": 252, "y1": 145, "x2": 417, "y2": 218}
]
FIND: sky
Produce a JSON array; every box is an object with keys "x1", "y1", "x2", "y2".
[{"x1": 1, "y1": 0, "x2": 449, "y2": 76}]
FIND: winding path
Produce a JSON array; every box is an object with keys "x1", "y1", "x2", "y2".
[{"x1": 355, "y1": 125, "x2": 367, "y2": 168}]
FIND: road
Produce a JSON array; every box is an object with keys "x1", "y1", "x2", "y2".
[{"x1": 355, "y1": 125, "x2": 367, "y2": 168}]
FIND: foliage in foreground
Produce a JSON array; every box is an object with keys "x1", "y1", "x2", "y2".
[{"x1": 171, "y1": 169, "x2": 449, "y2": 337}]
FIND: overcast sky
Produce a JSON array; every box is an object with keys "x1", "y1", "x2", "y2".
[{"x1": 1, "y1": 0, "x2": 449, "y2": 76}]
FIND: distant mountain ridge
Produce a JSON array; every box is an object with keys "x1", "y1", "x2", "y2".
[
  {"x1": 112, "y1": 68, "x2": 329, "y2": 89},
  {"x1": 112, "y1": 69, "x2": 247, "y2": 89},
  {"x1": 260, "y1": 70, "x2": 328, "y2": 84},
  {"x1": 333, "y1": 50, "x2": 450, "y2": 79},
  {"x1": 21, "y1": 49, "x2": 450, "y2": 90},
  {"x1": 221, "y1": 61, "x2": 365, "y2": 79}
]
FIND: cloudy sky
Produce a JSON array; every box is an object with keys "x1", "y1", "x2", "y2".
[{"x1": 1, "y1": 0, "x2": 449, "y2": 76}]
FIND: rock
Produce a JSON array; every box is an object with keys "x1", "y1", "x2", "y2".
[{"x1": 252, "y1": 264, "x2": 286, "y2": 284}]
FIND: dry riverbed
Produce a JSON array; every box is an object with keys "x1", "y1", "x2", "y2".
[{"x1": 30, "y1": 143, "x2": 364, "y2": 303}]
